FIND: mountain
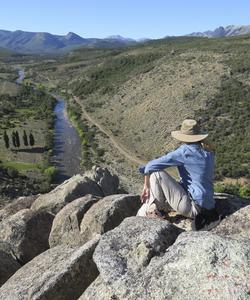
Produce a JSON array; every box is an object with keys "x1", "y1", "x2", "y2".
[
  {"x1": 188, "y1": 25, "x2": 250, "y2": 37},
  {"x1": 0, "y1": 30, "x2": 138, "y2": 53}
]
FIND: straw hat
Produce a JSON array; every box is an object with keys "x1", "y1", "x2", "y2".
[{"x1": 171, "y1": 119, "x2": 208, "y2": 143}]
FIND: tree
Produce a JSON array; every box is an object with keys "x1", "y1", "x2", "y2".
[
  {"x1": 3, "y1": 131, "x2": 9, "y2": 149},
  {"x1": 23, "y1": 130, "x2": 28, "y2": 146},
  {"x1": 29, "y1": 132, "x2": 35, "y2": 146},
  {"x1": 15, "y1": 131, "x2": 20, "y2": 148},
  {"x1": 11, "y1": 131, "x2": 16, "y2": 148}
]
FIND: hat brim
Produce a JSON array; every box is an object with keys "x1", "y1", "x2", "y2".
[{"x1": 171, "y1": 131, "x2": 208, "y2": 143}]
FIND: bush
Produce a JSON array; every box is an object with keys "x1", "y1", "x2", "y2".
[
  {"x1": 43, "y1": 166, "x2": 57, "y2": 182},
  {"x1": 214, "y1": 183, "x2": 250, "y2": 199}
]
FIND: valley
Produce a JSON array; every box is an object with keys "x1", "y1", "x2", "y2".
[{"x1": 0, "y1": 35, "x2": 250, "y2": 199}]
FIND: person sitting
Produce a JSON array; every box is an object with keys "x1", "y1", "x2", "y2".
[{"x1": 137, "y1": 119, "x2": 220, "y2": 230}]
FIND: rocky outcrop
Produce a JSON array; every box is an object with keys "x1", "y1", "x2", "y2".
[
  {"x1": 0, "y1": 250, "x2": 20, "y2": 287},
  {"x1": 212, "y1": 204, "x2": 250, "y2": 239},
  {"x1": 0, "y1": 236, "x2": 100, "y2": 300},
  {"x1": 79, "y1": 194, "x2": 141, "y2": 245},
  {"x1": 82, "y1": 217, "x2": 250, "y2": 300},
  {"x1": 31, "y1": 174, "x2": 103, "y2": 215},
  {"x1": 0, "y1": 195, "x2": 38, "y2": 222},
  {"x1": 86, "y1": 166, "x2": 119, "y2": 195},
  {"x1": 0, "y1": 209, "x2": 54, "y2": 264},
  {"x1": 49, "y1": 194, "x2": 101, "y2": 247}
]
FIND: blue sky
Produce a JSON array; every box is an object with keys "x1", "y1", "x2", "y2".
[{"x1": 1, "y1": 0, "x2": 250, "y2": 39}]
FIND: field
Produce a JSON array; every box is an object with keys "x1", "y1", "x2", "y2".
[{"x1": 0, "y1": 57, "x2": 57, "y2": 201}]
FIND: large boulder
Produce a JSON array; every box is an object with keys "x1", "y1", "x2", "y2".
[
  {"x1": 31, "y1": 174, "x2": 104, "y2": 215},
  {"x1": 0, "y1": 209, "x2": 54, "y2": 264},
  {"x1": 0, "y1": 250, "x2": 20, "y2": 287},
  {"x1": 0, "y1": 236, "x2": 100, "y2": 300},
  {"x1": 82, "y1": 217, "x2": 250, "y2": 300},
  {"x1": 79, "y1": 194, "x2": 141, "y2": 244},
  {"x1": 212, "y1": 204, "x2": 250, "y2": 239},
  {"x1": 0, "y1": 195, "x2": 38, "y2": 222},
  {"x1": 49, "y1": 194, "x2": 101, "y2": 247},
  {"x1": 86, "y1": 166, "x2": 119, "y2": 195},
  {"x1": 79, "y1": 276, "x2": 114, "y2": 300}
]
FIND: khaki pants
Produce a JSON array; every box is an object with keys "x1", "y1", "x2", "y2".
[{"x1": 137, "y1": 171, "x2": 200, "y2": 219}]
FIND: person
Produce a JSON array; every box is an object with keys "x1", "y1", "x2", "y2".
[{"x1": 137, "y1": 119, "x2": 218, "y2": 228}]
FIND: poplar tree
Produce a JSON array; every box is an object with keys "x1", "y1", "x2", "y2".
[
  {"x1": 4, "y1": 131, "x2": 9, "y2": 149},
  {"x1": 15, "y1": 131, "x2": 20, "y2": 148},
  {"x1": 23, "y1": 130, "x2": 28, "y2": 146},
  {"x1": 29, "y1": 132, "x2": 35, "y2": 146},
  {"x1": 12, "y1": 131, "x2": 16, "y2": 147}
]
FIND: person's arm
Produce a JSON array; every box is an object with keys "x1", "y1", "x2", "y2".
[
  {"x1": 139, "y1": 147, "x2": 184, "y2": 203},
  {"x1": 139, "y1": 147, "x2": 184, "y2": 175},
  {"x1": 140, "y1": 175, "x2": 150, "y2": 203}
]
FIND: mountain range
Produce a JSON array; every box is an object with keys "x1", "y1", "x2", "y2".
[
  {"x1": 188, "y1": 25, "x2": 250, "y2": 37},
  {"x1": 0, "y1": 30, "x2": 137, "y2": 54},
  {"x1": 1, "y1": 25, "x2": 250, "y2": 54}
]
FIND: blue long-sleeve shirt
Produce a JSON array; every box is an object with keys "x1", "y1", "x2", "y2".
[{"x1": 139, "y1": 143, "x2": 215, "y2": 209}]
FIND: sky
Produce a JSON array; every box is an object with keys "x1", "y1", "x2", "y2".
[{"x1": 1, "y1": 0, "x2": 250, "y2": 39}]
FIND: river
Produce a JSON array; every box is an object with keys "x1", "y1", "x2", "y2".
[
  {"x1": 15, "y1": 70, "x2": 82, "y2": 183},
  {"x1": 51, "y1": 97, "x2": 82, "y2": 183}
]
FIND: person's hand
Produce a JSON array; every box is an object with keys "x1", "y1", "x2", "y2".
[{"x1": 140, "y1": 185, "x2": 150, "y2": 203}]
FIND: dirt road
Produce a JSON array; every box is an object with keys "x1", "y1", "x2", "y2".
[{"x1": 74, "y1": 96, "x2": 147, "y2": 166}]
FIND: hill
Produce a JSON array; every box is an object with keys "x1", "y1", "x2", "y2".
[{"x1": 0, "y1": 30, "x2": 137, "y2": 54}]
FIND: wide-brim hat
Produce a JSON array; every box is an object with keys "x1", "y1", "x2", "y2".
[{"x1": 171, "y1": 119, "x2": 208, "y2": 143}]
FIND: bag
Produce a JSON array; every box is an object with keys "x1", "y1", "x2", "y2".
[{"x1": 191, "y1": 207, "x2": 222, "y2": 231}]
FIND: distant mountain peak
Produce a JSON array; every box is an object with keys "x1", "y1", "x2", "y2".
[
  {"x1": 188, "y1": 25, "x2": 250, "y2": 38},
  {"x1": 105, "y1": 35, "x2": 135, "y2": 42}
]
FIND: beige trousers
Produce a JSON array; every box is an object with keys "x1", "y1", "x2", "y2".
[{"x1": 137, "y1": 171, "x2": 200, "y2": 219}]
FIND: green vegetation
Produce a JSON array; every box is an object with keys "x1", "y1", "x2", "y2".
[
  {"x1": 197, "y1": 77, "x2": 250, "y2": 179},
  {"x1": 67, "y1": 99, "x2": 105, "y2": 169},
  {"x1": 72, "y1": 52, "x2": 163, "y2": 97},
  {"x1": 215, "y1": 183, "x2": 250, "y2": 199},
  {"x1": 0, "y1": 80, "x2": 57, "y2": 198},
  {"x1": 0, "y1": 161, "x2": 40, "y2": 171}
]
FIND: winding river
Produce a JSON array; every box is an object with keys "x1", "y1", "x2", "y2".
[{"x1": 50, "y1": 97, "x2": 82, "y2": 183}]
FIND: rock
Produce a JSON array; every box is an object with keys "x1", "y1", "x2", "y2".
[
  {"x1": 80, "y1": 194, "x2": 141, "y2": 244},
  {"x1": 0, "y1": 209, "x2": 54, "y2": 264},
  {"x1": 0, "y1": 250, "x2": 20, "y2": 287},
  {"x1": 79, "y1": 276, "x2": 114, "y2": 300},
  {"x1": 86, "y1": 166, "x2": 119, "y2": 196},
  {"x1": 31, "y1": 174, "x2": 104, "y2": 215},
  {"x1": 0, "y1": 236, "x2": 100, "y2": 300},
  {"x1": 0, "y1": 195, "x2": 38, "y2": 222},
  {"x1": 212, "y1": 204, "x2": 250, "y2": 239},
  {"x1": 49, "y1": 194, "x2": 101, "y2": 247},
  {"x1": 89, "y1": 223, "x2": 250, "y2": 300},
  {"x1": 93, "y1": 217, "x2": 182, "y2": 285}
]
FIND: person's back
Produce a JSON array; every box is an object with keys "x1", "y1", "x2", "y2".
[{"x1": 177, "y1": 143, "x2": 215, "y2": 210}]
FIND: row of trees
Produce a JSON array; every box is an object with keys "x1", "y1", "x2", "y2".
[{"x1": 3, "y1": 130, "x2": 35, "y2": 149}]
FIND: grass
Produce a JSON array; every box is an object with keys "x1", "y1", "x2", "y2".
[{"x1": 0, "y1": 161, "x2": 41, "y2": 171}]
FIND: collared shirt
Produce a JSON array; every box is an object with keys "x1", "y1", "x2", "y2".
[{"x1": 139, "y1": 143, "x2": 215, "y2": 209}]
